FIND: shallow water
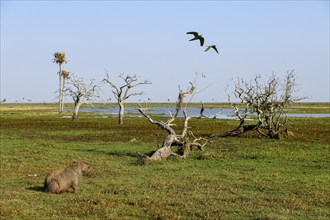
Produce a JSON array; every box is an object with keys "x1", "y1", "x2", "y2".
[{"x1": 77, "y1": 106, "x2": 330, "y2": 119}]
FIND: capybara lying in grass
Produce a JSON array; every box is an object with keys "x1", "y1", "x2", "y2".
[{"x1": 44, "y1": 161, "x2": 90, "y2": 193}]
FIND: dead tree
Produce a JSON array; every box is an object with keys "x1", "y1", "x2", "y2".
[
  {"x1": 198, "y1": 102, "x2": 210, "y2": 119},
  {"x1": 174, "y1": 82, "x2": 195, "y2": 117},
  {"x1": 211, "y1": 70, "x2": 305, "y2": 139},
  {"x1": 210, "y1": 105, "x2": 260, "y2": 137},
  {"x1": 137, "y1": 83, "x2": 209, "y2": 164},
  {"x1": 103, "y1": 71, "x2": 151, "y2": 125},
  {"x1": 197, "y1": 102, "x2": 222, "y2": 119},
  {"x1": 65, "y1": 74, "x2": 99, "y2": 121}
]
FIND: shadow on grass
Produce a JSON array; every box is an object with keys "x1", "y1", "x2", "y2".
[
  {"x1": 76, "y1": 149, "x2": 142, "y2": 157},
  {"x1": 74, "y1": 148, "x2": 141, "y2": 158},
  {"x1": 106, "y1": 151, "x2": 139, "y2": 158},
  {"x1": 26, "y1": 186, "x2": 78, "y2": 194},
  {"x1": 26, "y1": 185, "x2": 44, "y2": 192}
]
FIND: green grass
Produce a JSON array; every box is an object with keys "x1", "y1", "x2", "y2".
[{"x1": 0, "y1": 105, "x2": 329, "y2": 219}]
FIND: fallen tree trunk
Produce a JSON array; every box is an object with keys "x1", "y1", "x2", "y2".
[
  {"x1": 137, "y1": 82, "x2": 209, "y2": 164},
  {"x1": 210, "y1": 119, "x2": 260, "y2": 137},
  {"x1": 139, "y1": 134, "x2": 182, "y2": 161},
  {"x1": 137, "y1": 131, "x2": 209, "y2": 165},
  {"x1": 137, "y1": 108, "x2": 194, "y2": 165}
]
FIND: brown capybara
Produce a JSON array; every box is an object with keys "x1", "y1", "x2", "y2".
[{"x1": 44, "y1": 161, "x2": 90, "y2": 194}]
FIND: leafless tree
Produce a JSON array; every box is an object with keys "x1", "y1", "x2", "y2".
[
  {"x1": 211, "y1": 70, "x2": 305, "y2": 139},
  {"x1": 137, "y1": 82, "x2": 209, "y2": 164},
  {"x1": 197, "y1": 102, "x2": 222, "y2": 119},
  {"x1": 103, "y1": 71, "x2": 151, "y2": 125},
  {"x1": 65, "y1": 74, "x2": 99, "y2": 121},
  {"x1": 174, "y1": 82, "x2": 195, "y2": 117}
]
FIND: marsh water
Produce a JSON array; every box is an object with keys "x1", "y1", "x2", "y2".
[{"x1": 78, "y1": 106, "x2": 330, "y2": 119}]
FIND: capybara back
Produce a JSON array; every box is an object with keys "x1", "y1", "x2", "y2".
[{"x1": 44, "y1": 161, "x2": 89, "y2": 193}]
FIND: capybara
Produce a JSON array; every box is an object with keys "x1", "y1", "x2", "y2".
[{"x1": 44, "y1": 161, "x2": 90, "y2": 193}]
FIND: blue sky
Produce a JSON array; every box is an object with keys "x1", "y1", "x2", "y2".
[{"x1": 1, "y1": 1, "x2": 329, "y2": 102}]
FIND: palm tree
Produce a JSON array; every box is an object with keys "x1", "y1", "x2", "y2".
[
  {"x1": 61, "y1": 69, "x2": 70, "y2": 111},
  {"x1": 53, "y1": 52, "x2": 67, "y2": 113}
]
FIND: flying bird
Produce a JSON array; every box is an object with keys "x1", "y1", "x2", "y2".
[
  {"x1": 186, "y1": 31, "x2": 204, "y2": 46},
  {"x1": 204, "y1": 45, "x2": 219, "y2": 54}
]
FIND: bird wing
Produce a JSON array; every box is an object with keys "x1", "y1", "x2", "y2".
[
  {"x1": 212, "y1": 46, "x2": 219, "y2": 54},
  {"x1": 199, "y1": 37, "x2": 205, "y2": 46},
  {"x1": 204, "y1": 46, "x2": 211, "y2": 52},
  {"x1": 205, "y1": 45, "x2": 220, "y2": 54},
  {"x1": 187, "y1": 32, "x2": 199, "y2": 37}
]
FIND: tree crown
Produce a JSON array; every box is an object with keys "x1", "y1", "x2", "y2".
[{"x1": 53, "y1": 52, "x2": 67, "y2": 64}]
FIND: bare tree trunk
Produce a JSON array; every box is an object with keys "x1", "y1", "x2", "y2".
[
  {"x1": 59, "y1": 64, "x2": 63, "y2": 113},
  {"x1": 103, "y1": 72, "x2": 151, "y2": 125},
  {"x1": 118, "y1": 101, "x2": 124, "y2": 125},
  {"x1": 72, "y1": 101, "x2": 81, "y2": 121},
  {"x1": 137, "y1": 107, "x2": 208, "y2": 165},
  {"x1": 198, "y1": 102, "x2": 208, "y2": 119},
  {"x1": 137, "y1": 82, "x2": 209, "y2": 164},
  {"x1": 60, "y1": 76, "x2": 66, "y2": 113},
  {"x1": 147, "y1": 134, "x2": 181, "y2": 161},
  {"x1": 66, "y1": 74, "x2": 98, "y2": 121},
  {"x1": 137, "y1": 134, "x2": 184, "y2": 165},
  {"x1": 210, "y1": 119, "x2": 260, "y2": 137}
]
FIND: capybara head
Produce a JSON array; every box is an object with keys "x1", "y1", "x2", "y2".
[{"x1": 71, "y1": 161, "x2": 90, "y2": 172}]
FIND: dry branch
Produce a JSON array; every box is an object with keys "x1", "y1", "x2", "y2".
[
  {"x1": 103, "y1": 71, "x2": 151, "y2": 124},
  {"x1": 137, "y1": 82, "x2": 208, "y2": 165},
  {"x1": 211, "y1": 71, "x2": 304, "y2": 138},
  {"x1": 65, "y1": 74, "x2": 99, "y2": 121}
]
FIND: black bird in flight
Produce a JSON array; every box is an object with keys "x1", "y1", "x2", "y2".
[
  {"x1": 205, "y1": 45, "x2": 219, "y2": 54},
  {"x1": 187, "y1": 31, "x2": 204, "y2": 46}
]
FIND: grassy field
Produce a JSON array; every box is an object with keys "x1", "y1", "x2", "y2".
[{"x1": 0, "y1": 103, "x2": 329, "y2": 219}]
